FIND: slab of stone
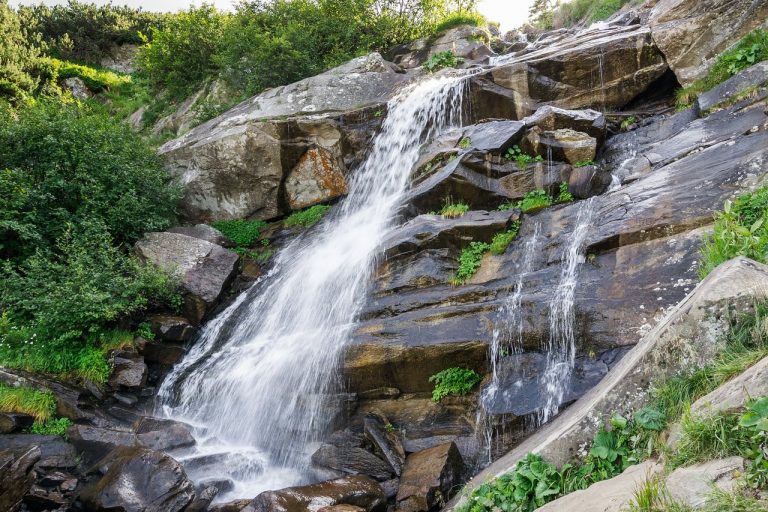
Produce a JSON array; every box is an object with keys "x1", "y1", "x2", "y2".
[{"x1": 665, "y1": 457, "x2": 745, "y2": 508}]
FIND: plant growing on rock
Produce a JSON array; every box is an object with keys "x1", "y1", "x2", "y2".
[
  {"x1": 0, "y1": 384, "x2": 56, "y2": 421},
  {"x1": 489, "y1": 221, "x2": 521, "y2": 255},
  {"x1": 429, "y1": 367, "x2": 482, "y2": 401},
  {"x1": 30, "y1": 417, "x2": 72, "y2": 437},
  {"x1": 620, "y1": 116, "x2": 637, "y2": 131},
  {"x1": 450, "y1": 241, "x2": 490, "y2": 285},
  {"x1": 424, "y1": 50, "x2": 462, "y2": 73},
  {"x1": 458, "y1": 137, "x2": 472, "y2": 149},
  {"x1": 211, "y1": 219, "x2": 267, "y2": 247},
  {"x1": 284, "y1": 204, "x2": 331, "y2": 228},
  {"x1": 555, "y1": 182, "x2": 574, "y2": 204},
  {"x1": 439, "y1": 199, "x2": 470, "y2": 218},
  {"x1": 574, "y1": 160, "x2": 595, "y2": 168},
  {"x1": 517, "y1": 190, "x2": 552, "y2": 213},
  {"x1": 504, "y1": 145, "x2": 544, "y2": 170}
]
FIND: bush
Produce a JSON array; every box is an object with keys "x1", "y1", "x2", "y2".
[
  {"x1": 19, "y1": 1, "x2": 166, "y2": 64},
  {"x1": 137, "y1": 5, "x2": 226, "y2": 99},
  {"x1": 451, "y1": 241, "x2": 490, "y2": 285},
  {"x1": 0, "y1": 0, "x2": 41, "y2": 103},
  {"x1": 677, "y1": 29, "x2": 768, "y2": 109},
  {"x1": 284, "y1": 204, "x2": 331, "y2": 228},
  {"x1": 433, "y1": 11, "x2": 486, "y2": 34},
  {"x1": 0, "y1": 101, "x2": 179, "y2": 261},
  {"x1": 424, "y1": 50, "x2": 461, "y2": 72},
  {"x1": 699, "y1": 187, "x2": 768, "y2": 279},
  {"x1": 211, "y1": 219, "x2": 267, "y2": 248},
  {"x1": 429, "y1": 367, "x2": 481, "y2": 401},
  {"x1": 30, "y1": 417, "x2": 72, "y2": 437}
]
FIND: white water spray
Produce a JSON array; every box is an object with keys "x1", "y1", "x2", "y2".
[
  {"x1": 539, "y1": 199, "x2": 595, "y2": 423},
  {"x1": 157, "y1": 73, "x2": 471, "y2": 498}
]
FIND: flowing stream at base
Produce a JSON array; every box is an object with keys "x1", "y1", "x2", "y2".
[{"x1": 157, "y1": 74, "x2": 470, "y2": 498}]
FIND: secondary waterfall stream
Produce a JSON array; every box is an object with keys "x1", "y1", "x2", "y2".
[{"x1": 157, "y1": 73, "x2": 470, "y2": 498}]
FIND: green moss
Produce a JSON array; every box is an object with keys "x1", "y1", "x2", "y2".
[{"x1": 284, "y1": 204, "x2": 331, "y2": 228}]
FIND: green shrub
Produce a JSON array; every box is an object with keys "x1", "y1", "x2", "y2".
[
  {"x1": 0, "y1": 101, "x2": 179, "y2": 261},
  {"x1": 30, "y1": 417, "x2": 72, "y2": 437},
  {"x1": 555, "y1": 182, "x2": 574, "y2": 204},
  {"x1": 284, "y1": 204, "x2": 331, "y2": 228},
  {"x1": 425, "y1": 50, "x2": 461, "y2": 73},
  {"x1": 0, "y1": 384, "x2": 56, "y2": 420},
  {"x1": 489, "y1": 222, "x2": 521, "y2": 255},
  {"x1": 49, "y1": 58, "x2": 131, "y2": 93},
  {"x1": 699, "y1": 187, "x2": 768, "y2": 279},
  {"x1": 504, "y1": 145, "x2": 544, "y2": 170},
  {"x1": 677, "y1": 29, "x2": 768, "y2": 109},
  {"x1": 433, "y1": 11, "x2": 486, "y2": 34},
  {"x1": 136, "y1": 322, "x2": 154, "y2": 341},
  {"x1": 517, "y1": 190, "x2": 552, "y2": 213},
  {"x1": 451, "y1": 241, "x2": 490, "y2": 285},
  {"x1": 429, "y1": 367, "x2": 482, "y2": 401},
  {"x1": 0, "y1": 0, "x2": 41, "y2": 103},
  {"x1": 211, "y1": 219, "x2": 267, "y2": 248}
]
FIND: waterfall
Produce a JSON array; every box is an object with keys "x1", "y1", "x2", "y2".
[
  {"x1": 156, "y1": 73, "x2": 470, "y2": 498},
  {"x1": 539, "y1": 199, "x2": 595, "y2": 423},
  {"x1": 478, "y1": 222, "x2": 540, "y2": 465}
]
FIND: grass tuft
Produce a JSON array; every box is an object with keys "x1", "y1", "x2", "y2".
[
  {"x1": 284, "y1": 204, "x2": 331, "y2": 228},
  {"x1": 0, "y1": 384, "x2": 56, "y2": 421}
]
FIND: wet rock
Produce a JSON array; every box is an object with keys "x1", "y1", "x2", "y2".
[
  {"x1": 67, "y1": 424, "x2": 139, "y2": 464},
  {"x1": 311, "y1": 443, "x2": 394, "y2": 481},
  {"x1": 79, "y1": 446, "x2": 195, "y2": 512},
  {"x1": 0, "y1": 413, "x2": 34, "y2": 434},
  {"x1": 396, "y1": 442, "x2": 465, "y2": 512},
  {"x1": 0, "y1": 369, "x2": 89, "y2": 422},
  {"x1": 286, "y1": 147, "x2": 348, "y2": 210},
  {"x1": 148, "y1": 315, "x2": 196, "y2": 342},
  {"x1": 364, "y1": 411, "x2": 406, "y2": 477},
  {"x1": 249, "y1": 476, "x2": 386, "y2": 512},
  {"x1": 109, "y1": 351, "x2": 148, "y2": 389},
  {"x1": 0, "y1": 445, "x2": 40, "y2": 512},
  {"x1": 471, "y1": 26, "x2": 667, "y2": 119},
  {"x1": 168, "y1": 223, "x2": 235, "y2": 248},
  {"x1": 380, "y1": 479, "x2": 399, "y2": 500},
  {"x1": 649, "y1": 0, "x2": 768, "y2": 86},
  {"x1": 140, "y1": 341, "x2": 187, "y2": 365},
  {"x1": 160, "y1": 54, "x2": 408, "y2": 223},
  {"x1": 696, "y1": 61, "x2": 768, "y2": 113},
  {"x1": 187, "y1": 484, "x2": 220, "y2": 512},
  {"x1": 0, "y1": 434, "x2": 77, "y2": 470},
  {"x1": 210, "y1": 499, "x2": 253, "y2": 512},
  {"x1": 523, "y1": 106, "x2": 606, "y2": 143},
  {"x1": 134, "y1": 232, "x2": 239, "y2": 323},
  {"x1": 459, "y1": 120, "x2": 525, "y2": 153},
  {"x1": 319, "y1": 505, "x2": 366, "y2": 512},
  {"x1": 536, "y1": 461, "x2": 663, "y2": 512},
  {"x1": 665, "y1": 457, "x2": 745, "y2": 508},
  {"x1": 567, "y1": 164, "x2": 604, "y2": 199},
  {"x1": 537, "y1": 129, "x2": 596, "y2": 165},
  {"x1": 358, "y1": 388, "x2": 401, "y2": 400},
  {"x1": 133, "y1": 417, "x2": 196, "y2": 452}
]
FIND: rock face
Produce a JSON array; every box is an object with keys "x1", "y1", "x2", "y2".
[
  {"x1": 79, "y1": 447, "x2": 195, "y2": 512},
  {"x1": 396, "y1": 442, "x2": 465, "y2": 512},
  {"x1": 0, "y1": 413, "x2": 34, "y2": 434},
  {"x1": 286, "y1": 147, "x2": 348, "y2": 210},
  {"x1": 134, "y1": 232, "x2": 239, "y2": 323},
  {"x1": 471, "y1": 25, "x2": 668, "y2": 120},
  {"x1": 665, "y1": 457, "x2": 745, "y2": 507},
  {"x1": 689, "y1": 355, "x2": 768, "y2": 418},
  {"x1": 389, "y1": 25, "x2": 492, "y2": 69},
  {"x1": 167, "y1": 224, "x2": 234, "y2": 248},
  {"x1": 160, "y1": 54, "x2": 411, "y2": 222},
  {"x1": 537, "y1": 461, "x2": 662, "y2": 512},
  {"x1": 0, "y1": 445, "x2": 40, "y2": 511},
  {"x1": 649, "y1": 0, "x2": 768, "y2": 86},
  {"x1": 248, "y1": 476, "x2": 386, "y2": 512}
]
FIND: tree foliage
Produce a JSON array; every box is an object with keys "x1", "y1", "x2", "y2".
[{"x1": 0, "y1": 0, "x2": 40, "y2": 103}]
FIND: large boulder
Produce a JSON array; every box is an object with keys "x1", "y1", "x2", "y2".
[
  {"x1": 649, "y1": 0, "x2": 768, "y2": 86},
  {"x1": 396, "y1": 442, "x2": 465, "y2": 512},
  {"x1": 134, "y1": 232, "x2": 239, "y2": 324},
  {"x1": 471, "y1": 25, "x2": 668, "y2": 120},
  {"x1": 67, "y1": 424, "x2": 139, "y2": 464},
  {"x1": 0, "y1": 445, "x2": 40, "y2": 512},
  {"x1": 79, "y1": 447, "x2": 195, "y2": 512},
  {"x1": 160, "y1": 54, "x2": 412, "y2": 223},
  {"x1": 389, "y1": 25, "x2": 492, "y2": 69},
  {"x1": 248, "y1": 476, "x2": 386, "y2": 512}
]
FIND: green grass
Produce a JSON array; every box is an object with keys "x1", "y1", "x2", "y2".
[
  {"x1": 671, "y1": 411, "x2": 749, "y2": 467},
  {"x1": 489, "y1": 222, "x2": 521, "y2": 255},
  {"x1": 574, "y1": 160, "x2": 595, "y2": 168},
  {"x1": 699, "y1": 185, "x2": 768, "y2": 279},
  {"x1": 450, "y1": 241, "x2": 490, "y2": 285},
  {"x1": 47, "y1": 57, "x2": 131, "y2": 93},
  {"x1": 429, "y1": 367, "x2": 482, "y2": 401},
  {"x1": 548, "y1": 0, "x2": 634, "y2": 28},
  {"x1": 0, "y1": 384, "x2": 56, "y2": 421},
  {"x1": 439, "y1": 200, "x2": 470, "y2": 218},
  {"x1": 458, "y1": 137, "x2": 472, "y2": 149},
  {"x1": 284, "y1": 204, "x2": 331, "y2": 228},
  {"x1": 433, "y1": 11, "x2": 486, "y2": 34},
  {"x1": 211, "y1": 219, "x2": 268, "y2": 247},
  {"x1": 30, "y1": 417, "x2": 72, "y2": 437},
  {"x1": 517, "y1": 190, "x2": 552, "y2": 213},
  {"x1": 676, "y1": 29, "x2": 768, "y2": 110}
]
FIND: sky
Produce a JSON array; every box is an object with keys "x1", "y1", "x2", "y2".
[{"x1": 11, "y1": 0, "x2": 537, "y2": 31}]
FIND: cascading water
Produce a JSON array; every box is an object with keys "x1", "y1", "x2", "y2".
[
  {"x1": 477, "y1": 222, "x2": 541, "y2": 465},
  {"x1": 157, "y1": 73, "x2": 471, "y2": 498},
  {"x1": 538, "y1": 199, "x2": 595, "y2": 423}
]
